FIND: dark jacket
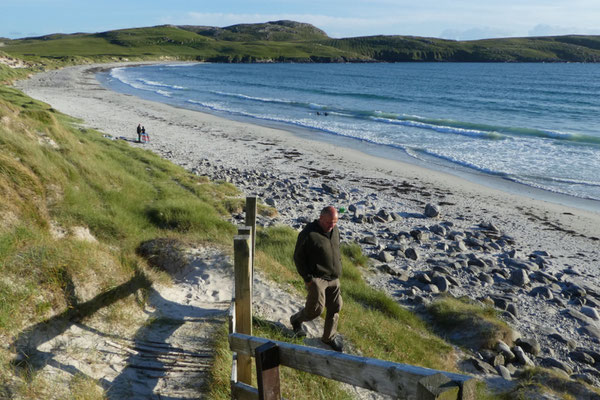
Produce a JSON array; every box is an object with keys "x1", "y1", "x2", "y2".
[{"x1": 293, "y1": 220, "x2": 342, "y2": 283}]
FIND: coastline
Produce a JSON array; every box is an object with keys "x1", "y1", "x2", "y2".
[{"x1": 14, "y1": 63, "x2": 600, "y2": 383}]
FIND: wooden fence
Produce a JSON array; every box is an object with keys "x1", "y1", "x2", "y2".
[{"x1": 229, "y1": 196, "x2": 475, "y2": 400}]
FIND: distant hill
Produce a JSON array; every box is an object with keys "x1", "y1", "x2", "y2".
[
  {"x1": 3, "y1": 20, "x2": 600, "y2": 63},
  {"x1": 178, "y1": 20, "x2": 329, "y2": 42}
]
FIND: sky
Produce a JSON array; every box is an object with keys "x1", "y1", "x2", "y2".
[{"x1": 1, "y1": 0, "x2": 599, "y2": 41}]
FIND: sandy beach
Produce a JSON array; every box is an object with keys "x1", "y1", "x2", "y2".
[{"x1": 14, "y1": 63, "x2": 600, "y2": 388}]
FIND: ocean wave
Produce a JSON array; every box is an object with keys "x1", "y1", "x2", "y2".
[
  {"x1": 207, "y1": 89, "x2": 600, "y2": 145},
  {"x1": 137, "y1": 78, "x2": 186, "y2": 90},
  {"x1": 409, "y1": 148, "x2": 600, "y2": 200}
]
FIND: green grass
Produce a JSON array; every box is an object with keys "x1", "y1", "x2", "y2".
[
  {"x1": 0, "y1": 80, "x2": 239, "y2": 397},
  {"x1": 427, "y1": 295, "x2": 516, "y2": 350},
  {"x1": 254, "y1": 226, "x2": 455, "y2": 370}
]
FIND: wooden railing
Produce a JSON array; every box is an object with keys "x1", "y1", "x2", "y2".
[{"x1": 229, "y1": 197, "x2": 475, "y2": 400}]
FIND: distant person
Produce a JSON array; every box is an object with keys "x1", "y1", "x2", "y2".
[
  {"x1": 141, "y1": 126, "x2": 149, "y2": 143},
  {"x1": 290, "y1": 206, "x2": 344, "y2": 352},
  {"x1": 137, "y1": 123, "x2": 142, "y2": 142}
]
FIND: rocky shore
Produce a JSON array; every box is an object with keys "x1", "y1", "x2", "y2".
[{"x1": 15, "y1": 63, "x2": 600, "y2": 389}]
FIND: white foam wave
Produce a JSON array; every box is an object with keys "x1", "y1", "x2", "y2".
[
  {"x1": 138, "y1": 78, "x2": 185, "y2": 90},
  {"x1": 370, "y1": 117, "x2": 504, "y2": 140}
]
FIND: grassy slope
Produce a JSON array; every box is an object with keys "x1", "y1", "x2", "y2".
[{"x1": 3, "y1": 23, "x2": 600, "y2": 63}]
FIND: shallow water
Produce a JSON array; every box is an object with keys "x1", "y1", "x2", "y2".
[{"x1": 100, "y1": 62, "x2": 600, "y2": 202}]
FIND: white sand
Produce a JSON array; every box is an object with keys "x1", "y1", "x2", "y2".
[{"x1": 13, "y1": 63, "x2": 600, "y2": 395}]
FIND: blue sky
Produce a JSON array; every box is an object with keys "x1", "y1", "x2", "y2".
[{"x1": 2, "y1": 0, "x2": 599, "y2": 40}]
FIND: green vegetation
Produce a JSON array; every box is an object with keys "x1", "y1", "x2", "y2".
[
  {"x1": 427, "y1": 295, "x2": 516, "y2": 350},
  {"x1": 2, "y1": 21, "x2": 600, "y2": 65},
  {"x1": 0, "y1": 69, "x2": 238, "y2": 397},
  {"x1": 255, "y1": 226, "x2": 456, "y2": 370}
]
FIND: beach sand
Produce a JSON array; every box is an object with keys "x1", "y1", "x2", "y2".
[{"x1": 14, "y1": 63, "x2": 600, "y2": 392}]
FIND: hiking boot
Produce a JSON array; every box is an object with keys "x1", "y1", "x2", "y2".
[
  {"x1": 290, "y1": 315, "x2": 307, "y2": 337},
  {"x1": 321, "y1": 335, "x2": 344, "y2": 352}
]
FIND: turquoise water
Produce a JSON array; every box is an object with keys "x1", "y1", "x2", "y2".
[{"x1": 100, "y1": 63, "x2": 600, "y2": 202}]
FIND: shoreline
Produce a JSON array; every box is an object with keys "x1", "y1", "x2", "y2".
[
  {"x1": 14, "y1": 62, "x2": 600, "y2": 384},
  {"x1": 98, "y1": 63, "x2": 600, "y2": 214}
]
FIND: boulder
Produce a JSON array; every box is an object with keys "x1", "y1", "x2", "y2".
[
  {"x1": 515, "y1": 337, "x2": 541, "y2": 356},
  {"x1": 377, "y1": 251, "x2": 395, "y2": 263},
  {"x1": 424, "y1": 203, "x2": 440, "y2": 218},
  {"x1": 510, "y1": 269, "x2": 530, "y2": 287},
  {"x1": 405, "y1": 248, "x2": 419, "y2": 261},
  {"x1": 496, "y1": 340, "x2": 516, "y2": 361}
]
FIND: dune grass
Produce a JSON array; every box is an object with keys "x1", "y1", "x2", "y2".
[
  {"x1": 427, "y1": 295, "x2": 516, "y2": 350},
  {"x1": 0, "y1": 80, "x2": 239, "y2": 397}
]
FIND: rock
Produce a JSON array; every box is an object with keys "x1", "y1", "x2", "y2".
[
  {"x1": 321, "y1": 183, "x2": 339, "y2": 195},
  {"x1": 564, "y1": 284, "x2": 587, "y2": 298},
  {"x1": 405, "y1": 248, "x2": 419, "y2": 261},
  {"x1": 432, "y1": 276, "x2": 450, "y2": 293},
  {"x1": 470, "y1": 357, "x2": 497, "y2": 374},
  {"x1": 540, "y1": 357, "x2": 573, "y2": 375},
  {"x1": 507, "y1": 303, "x2": 518, "y2": 318},
  {"x1": 468, "y1": 256, "x2": 486, "y2": 268},
  {"x1": 492, "y1": 353, "x2": 505, "y2": 366},
  {"x1": 410, "y1": 230, "x2": 425, "y2": 241},
  {"x1": 576, "y1": 348, "x2": 600, "y2": 363},
  {"x1": 496, "y1": 340, "x2": 515, "y2": 361},
  {"x1": 570, "y1": 373, "x2": 594, "y2": 385},
  {"x1": 496, "y1": 365, "x2": 511, "y2": 380},
  {"x1": 549, "y1": 333, "x2": 577, "y2": 350},
  {"x1": 581, "y1": 306, "x2": 600, "y2": 321},
  {"x1": 361, "y1": 236, "x2": 378, "y2": 245},
  {"x1": 265, "y1": 197, "x2": 277, "y2": 206},
  {"x1": 564, "y1": 309, "x2": 596, "y2": 326},
  {"x1": 510, "y1": 269, "x2": 530, "y2": 287},
  {"x1": 529, "y1": 286, "x2": 553, "y2": 299},
  {"x1": 478, "y1": 273, "x2": 494, "y2": 286},
  {"x1": 376, "y1": 209, "x2": 394, "y2": 222},
  {"x1": 377, "y1": 251, "x2": 394, "y2": 263},
  {"x1": 465, "y1": 237, "x2": 484, "y2": 249},
  {"x1": 479, "y1": 221, "x2": 500, "y2": 233},
  {"x1": 429, "y1": 224, "x2": 447, "y2": 237},
  {"x1": 424, "y1": 203, "x2": 440, "y2": 218},
  {"x1": 515, "y1": 338, "x2": 541, "y2": 356},
  {"x1": 436, "y1": 242, "x2": 449, "y2": 252},
  {"x1": 422, "y1": 284, "x2": 440, "y2": 294},
  {"x1": 569, "y1": 351, "x2": 595, "y2": 365},
  {"x1": 513, "y1": 346, "x2": 534, "y2": 367},
  {"x1": 453, "y1": 240, "x2": 468, "y2": 252},
  {"x1": 580, "y1": 325, "x2": 600, "y2": 341}
]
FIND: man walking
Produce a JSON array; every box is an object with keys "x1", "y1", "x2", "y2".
[
  {"x1": 136, "y1": 123, "x2": 142, "y2": 142},
  {"x1": 290, "y1": 206, "x2": 344, "y2": 352}
]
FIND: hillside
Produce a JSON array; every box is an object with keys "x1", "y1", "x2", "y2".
[{"x1": 2, "y1": 21, "x2": 600, "y2": 63}]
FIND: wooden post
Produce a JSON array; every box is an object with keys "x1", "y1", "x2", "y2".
[
  {"x1": 245, "y1": 196, "x2": 257, "y2": 276},
  {"x1": 238, "y1": 226, "x2": 252, "y2": 236},
  {"x1": 234, "y1": 234, "x2": 253, "y2": 385},
  {"x1": 416, "y1": 373, "x2": 460, "y2": 400},
  {"x1": 255, "y1": 342, "x2": 281, "y2": 400}
]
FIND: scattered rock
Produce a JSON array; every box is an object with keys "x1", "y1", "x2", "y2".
[{"x1": 424, "y1": 203, "x2": 440, "y2": 218}]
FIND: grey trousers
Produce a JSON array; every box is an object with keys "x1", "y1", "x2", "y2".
[{"x1": 291, "y1": 277, "x2": 342, "y2": 341}]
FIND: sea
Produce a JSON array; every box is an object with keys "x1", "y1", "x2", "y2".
[{"x1": 98, "y1": 62, "x2": 600, "y2": 210}]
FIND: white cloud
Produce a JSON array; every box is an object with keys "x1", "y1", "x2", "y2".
[
  {"x1": 528, "y1": 24, "x2": 600, "y2": 37},
  {"x1": 440, "y1": 27, "x2": 514, "y2": 41}
]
